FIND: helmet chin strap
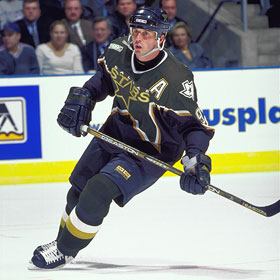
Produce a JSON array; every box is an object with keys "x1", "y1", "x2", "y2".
[
  {"x1": 128, "y1": 34, "x2": 166, "y2": 58},
  {"x1": 138, "y1": 37, "x2": 165, "y2": 58}
]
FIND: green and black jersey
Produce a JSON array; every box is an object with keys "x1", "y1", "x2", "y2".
[{"x1": 84, "y1": 36, "x2": 214, "y2": 164}]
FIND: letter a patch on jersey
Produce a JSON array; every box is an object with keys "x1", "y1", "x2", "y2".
[{"x1": 179, "y1": 80, "x2": 194, "y2": 100}]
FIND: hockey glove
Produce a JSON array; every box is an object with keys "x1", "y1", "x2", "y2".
[
  {"x1": 57, "y1": 87, "x2": 96, "y2": 137},
  {"x1": 180, "y1": 153, "x2": 211, "y2": 195}
]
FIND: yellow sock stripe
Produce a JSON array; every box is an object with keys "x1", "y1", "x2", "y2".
[
  {"x1": 0, "y1": 151, "x2": 279, "y2": 185},
  {"x1": 60, "y1": 210, "x2": 68, "y2": 228},
  {"x1": 60, "y1": 217, "x2": 66, "y2": 229},
  {"x1": 66, "y1": 208, "x2": 99, "y2": 240}
]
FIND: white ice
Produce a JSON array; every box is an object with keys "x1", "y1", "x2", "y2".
[{"x1": 0, "y1": 172, "x2": 279, "y2": 280}]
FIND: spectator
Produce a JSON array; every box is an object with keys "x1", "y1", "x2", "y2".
[
  {"x1": 62, "y1": 0, "x2": 93, "y2": 49},
  {"x1": 0, "y1": 0, "x2": 24, "y2": 31},
  {"x1": 109, "y1": 0, "x2": 137, "y2": 39},
  {"x1": 80, "y1": 0, "x2": 117, "y2": 20},
  {"x1": 160, "y1": 0, "x2": 187, "y2": 29},
  {"x1": 36, "y1": 20, "x2": 84, "y2": 74},
  {"x1": 39, "y1": 0, "x2": 65, "y2": 21},
  {"x1": 266, "y1": 0, "x2": 280, "y2": 27},
  {"x1": 0, "y1": 22, "x2": 39, "y2": 75},
  {"x1": 168, "y1": 21, "x2": 212, "y2": 69},
  {"x1": 81, "y1": 16, "x2": 112, "y2": 72},
  {"x1": 160, "y1": 0, "x2": 188, "y2": 47},
  {"x1": 135, "y1": 0, "x2": 155, "y2": 8},
  {"x1": 16, "y1": 0, "x2": 52, "y2": 48},
  {"x1": 102, "y1": 0, "x2": 118, "y2": 16}
]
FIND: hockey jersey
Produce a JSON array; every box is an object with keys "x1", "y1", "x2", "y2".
[{"x1": 83, "y1": 36, "x2": 214, "y2": 164}]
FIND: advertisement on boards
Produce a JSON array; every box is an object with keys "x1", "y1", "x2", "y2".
[{"x1": 0, "y1": 85, "x2": 42, "y2": 160}]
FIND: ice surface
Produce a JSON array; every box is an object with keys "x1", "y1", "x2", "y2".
[{"x1": 0, "y1": 172, "x2": 279, "y2": 280}]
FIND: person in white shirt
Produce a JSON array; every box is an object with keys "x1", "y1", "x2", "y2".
[{"x1": 36, "y1": 20, "x2": 84, "y2": 74}]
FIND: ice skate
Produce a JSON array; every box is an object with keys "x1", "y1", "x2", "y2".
[
  {"x1": 29, "y1": 243, "x2": 74, "y2": 270},
  {"x1": 32, "y1": 240, "x2": 57, "y2": 255}
]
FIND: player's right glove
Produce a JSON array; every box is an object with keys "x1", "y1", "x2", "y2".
[
  {"x1": 57, "y1": 87, "x2": 96, "y2": 137},
  {"x1": 180, "y1": 153, "x2": 211, "y2": 195}
]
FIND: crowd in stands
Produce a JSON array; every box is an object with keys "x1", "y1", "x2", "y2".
[{"x1": 0, "y1": 0, "x2": 214, "y2": 76}]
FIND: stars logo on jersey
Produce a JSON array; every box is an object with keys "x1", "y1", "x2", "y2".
[
  {"x1": 179, "y1": 80, "x2": 194, "y2": 100},
  {"x1": 111, "y1": 66, "x2": 153, "y2": 109},
  {"x1": 112, "y1": 68, "x2": 138, "y2": 109}
]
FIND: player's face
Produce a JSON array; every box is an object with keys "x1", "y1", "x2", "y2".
[{"x1": 131, "y1": 28, "x2": 159, "y2": 61}]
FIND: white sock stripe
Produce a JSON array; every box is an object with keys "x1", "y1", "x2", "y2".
[
  {"x1": 69, "y1": 207, "x2": 100, "y2": 234},
  {"x1": 62, "y1": 210, "x2": 68, "y2": 222}
]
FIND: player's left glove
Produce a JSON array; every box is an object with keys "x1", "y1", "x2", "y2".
[
  {"x1": 57, "y1": 87, "x2": 96, "y2": 137},
  {"x1": 180, "y1": 153, "x2": 211, "y2": 195}
]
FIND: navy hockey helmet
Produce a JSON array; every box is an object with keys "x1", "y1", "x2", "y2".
[{"x1": 129, "y1": 6, "x2": 170, "y2": 39}]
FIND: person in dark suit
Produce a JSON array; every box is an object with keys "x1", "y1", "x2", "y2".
[
  {"x1": 109, "y1": 0, "x2": 137, "y2": 39},
  {"x1": 61, "y1": 0, "x2": 93, "y2": 49},
  {"x1": 80, "y1": 0, "x2": 116, "y2": 20},
  {"x1": 39, "y1": 0, "x2": 65, "y2": 21},
  {"x1": 160, "y1": 0, "x2": 188, "y2": 47},
  {"x1": 160, "y1": 0, "x2": 187, "y2": 29},
  {"x1": 15, "y1": 0, "x2": 52, "y2": 48},
  {"x1": 81, "y1": 16, "x2": 112, "y2": 72}
]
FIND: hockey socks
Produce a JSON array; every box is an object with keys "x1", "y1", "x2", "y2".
[
  {"x1": 57, "y1": 174, "x2": 121, "y2": 257},
  {"x1": 57, "y1": 206, "x2": 101, "y2": 256}
]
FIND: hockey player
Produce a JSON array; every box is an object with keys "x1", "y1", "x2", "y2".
[{"x1": 30, "y1": 6, "x2": 214, "y2": 269}]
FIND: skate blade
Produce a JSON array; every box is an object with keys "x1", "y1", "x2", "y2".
[
  {"x1": 27, "y1": 263, "x2": 41, "y2": 270},
  {"x1": 27, "y1": 262, "x2": 66, "y2": 271}
]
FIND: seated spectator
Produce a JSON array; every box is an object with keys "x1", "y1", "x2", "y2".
[
  {"x1": 160, "y1": 0, "x2": 188, "y2": 47},
  {"x1": 36, "y1": 20, "x2": 84, "y2": 74},
  {"x1": 102, "y1": 0, "x2": 118, "y2": 16},
  {"x1": 168, "y1": 22, "x2": 213, "y2": 69},
  {"x1": 0, "y1": 0, "x2": 24, "y2": 31},
  {"x1": 266, "y1": 0, "x2": 280, "y2": 27},
  {"x1": 160, "y1": 0, "x2": 187, "y2": 29},
  {"x1": 81, "y1": 16, "x2": 112, "y2": 72},
  {"x1": 0, "y1": 22, "x2": 39, "y2": 75},
  {"x1": 39, "y1": 0, "x2": 65, "y2": 21},
  {"x1": 109, "y1": 0, "x2": 137, "y2": 39},
  {"x1": 135, "y1": 0, "x2": 155, "y2": 8},
  {"x1": 80, "y1": 0, "x2": 117, "y2": 19},
  {"x1": 16, "y1": 0, "x2": 52, "y2": 48},
  {"x1": 61, "y1": 0, "x2": 93, "y2": 49}
]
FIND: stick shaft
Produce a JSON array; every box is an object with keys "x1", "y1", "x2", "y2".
[{"x1": 81, "y1": 125, "x2": 279, "y2": 217}]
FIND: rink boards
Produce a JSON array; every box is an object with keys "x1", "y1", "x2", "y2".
[{"x1": 0, "y1": 67, "x2": 279, "y2": 184}]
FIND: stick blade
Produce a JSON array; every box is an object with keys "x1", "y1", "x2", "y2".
[{"x1": 264, "y1": 200, "x2": 280, "y2": 217}]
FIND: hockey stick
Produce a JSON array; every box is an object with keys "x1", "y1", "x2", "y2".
[{"x1": 81, "y1": 125, "x2": 280, "y2": 217}]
